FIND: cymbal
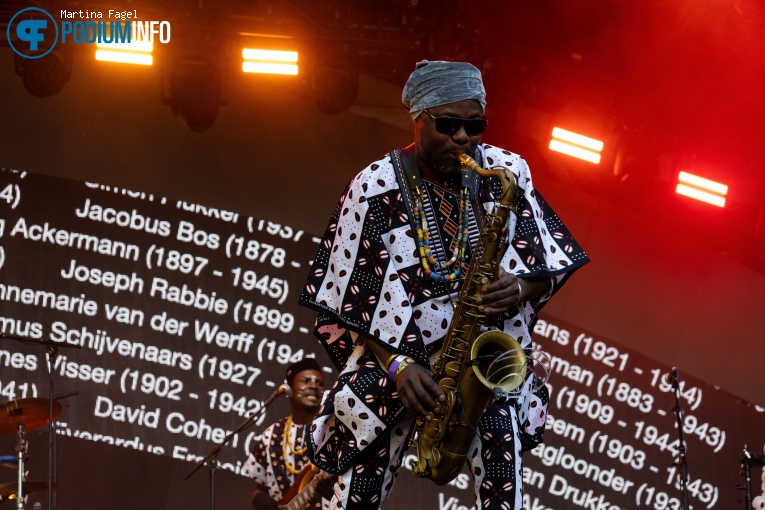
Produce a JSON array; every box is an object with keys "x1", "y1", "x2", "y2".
[
  {"x1": 0, "y1": 398, "x2": 62, "y2": 434},
  {"x1": 0, "y1": 480, "x2": 59, "y2": 500}
]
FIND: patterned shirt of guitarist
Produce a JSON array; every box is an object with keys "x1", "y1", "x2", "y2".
[{"x1": 242, "y1": 359, "x2": 335, "y2": 510}]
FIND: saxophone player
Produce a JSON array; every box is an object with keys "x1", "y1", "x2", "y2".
[{"x1": 300, "y1": 60, "x2": 589, "y2": 510}]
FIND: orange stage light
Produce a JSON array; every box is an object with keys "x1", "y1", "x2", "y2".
[
  {"x1": 548, "y1": 127, "x2": 604, "y2": 164},
  {"x1": 95, "y1": 40, "x2": 153, "y2": 65},
  {"x1": 242, "y1": 49, "x2": 298, "y2": 75}
]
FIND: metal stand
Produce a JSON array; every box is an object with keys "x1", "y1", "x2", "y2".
[
  {"x1": 668, "y1": 368, "x2": 691, "y2": 510},
  {"x1": 15, "y1": 423, "x2": 28, "y2": 510},
  {"x1": 737, "y1": 445, "x2": 754, "y2": 508},
  {"x1": 737, "y1": 446, "x2": 765, "y2": 508},
  {"x1": 46, "y1": 345, "x2": 57, "y2": 510},
  {"x1": 0, "y1": 333, "x2": 80, "y2": 510},
  {"x1": 183, "y1": 387, "x2": 286, "y2": 510}
]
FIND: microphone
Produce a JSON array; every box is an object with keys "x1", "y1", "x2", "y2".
[
  {"x1": 273, "y1": 384, "x2": 291, "y2": 397},
  {"x1": 247, "y1": 384, "x2": 290, "y2": 417},
  {"x1": 740, "y1": 449, "x2": 765, "y2": 466},
  {"x1": 663, "y1": 367, "x2": 678, "y2": 385}
]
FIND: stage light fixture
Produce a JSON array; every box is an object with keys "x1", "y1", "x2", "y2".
[
  {"x1": 548, "y1": 127, "x2": 604, "y2": 164},
  {"x1": 14, "y1": 48, "x2": 72, "y2": 98},
  {"x1": 675, "y1": 171, "x2": 727, "y2": 207},
  {"x1": 311, "y1": 67, "x2": 358, "y2": 115},
  {"x1": 242, "y1": 49, "x2": 298, "y2": 75},
  {"x1": 95, "y1": 40, "x2": 153, "y2": 66},
  {"x1": 161, "y1": 56, "x2": 225, "y2": 132}
]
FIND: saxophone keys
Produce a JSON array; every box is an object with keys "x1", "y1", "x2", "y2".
[
  {"x1": 439, "y1": 381, "x2": 457, "y2": 394},
  {"x1": 443, "y1": 362, "x2": 460, "y2": 379}
]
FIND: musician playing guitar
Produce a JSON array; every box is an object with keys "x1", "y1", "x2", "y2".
[{"x1": 242, "y1": 359, "x2": 335, "y2": 510}]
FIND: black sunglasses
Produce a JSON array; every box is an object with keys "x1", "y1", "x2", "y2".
[{"x1": 422, "y1": 109, "x2": 488, "y2": 136}]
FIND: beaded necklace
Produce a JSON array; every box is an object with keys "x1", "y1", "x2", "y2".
[
  {"x1": 412, "y1": 183, "x2": 471, "y2": 283},
  {"x1": 282, "y1": 416, "x2": 307, "y2": 475}
]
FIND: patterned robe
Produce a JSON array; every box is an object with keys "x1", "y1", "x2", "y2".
[
  {"x1": 242, "y1": 417, "x2": 333, "y2": 509},
  {"x1": 299, "y1": 144, "x2": 589, "y2": 508}
]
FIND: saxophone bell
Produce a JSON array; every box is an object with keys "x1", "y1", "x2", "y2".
[{"x1": 470, "y1": 330, "x2": 527, "y2": 394}]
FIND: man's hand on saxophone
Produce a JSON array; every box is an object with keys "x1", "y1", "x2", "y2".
[
  {"x1": 362, "y1": 338, "x2": 446, "y2": 422},
  {"x1": 395, "y1": 364, "x2": 445, "y2": 422},
  {"x1": 475, "y1": 272, "x2": 551, "y2": 316}
]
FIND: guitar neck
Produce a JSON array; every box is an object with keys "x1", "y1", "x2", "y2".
[{"x1": 281, "y1": 472, "x2": 331, "y2": 510}]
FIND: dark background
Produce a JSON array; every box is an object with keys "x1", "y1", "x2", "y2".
[{"x1": 2, "y1": 0, "x2": 764, "y2": 508}]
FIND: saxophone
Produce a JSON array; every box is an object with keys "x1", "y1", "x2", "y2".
[{"x1": 409, "y1": 153, "x2": 528, "y2": 486}]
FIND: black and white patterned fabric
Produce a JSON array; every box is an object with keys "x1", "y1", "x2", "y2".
[
  {"x1": 299, "y1": 144, "x2": 589, "y2": 509},
  {"x1": 242, "y1": 417, "x2": 333, "y2": 509}
]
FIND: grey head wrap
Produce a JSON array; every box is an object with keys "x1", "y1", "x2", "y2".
[{"x1": 402, "y1": 60, "x2": 486, "y2": 119}]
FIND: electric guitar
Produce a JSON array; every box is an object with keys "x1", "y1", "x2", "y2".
[{"x1": 279, "y1": 463, "x2": 333, "y2": 510}]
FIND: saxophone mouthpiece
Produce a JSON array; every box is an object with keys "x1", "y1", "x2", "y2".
[{"x1": 458, "y1": 153, "x2": 479, "y2": 171}]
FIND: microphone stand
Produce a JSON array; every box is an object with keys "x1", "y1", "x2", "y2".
[
  {"x1": 183, "y1": 389, "x2": 284, "y2": 510},
  {"x1": 737, "y1": 446, "x2": 765, "y2": 508},
  {"x1": 0, "y1": 333, "x2": 80, "y2": 510},
  {"x1": 737, "y1": 445, "x2": 754, "y2": 509},
  {"x1": 668, "y1": 370, "x2": 691, "y2": 510},
  {"x1": 15, "y1": 422, "x2": 27, "y2": 510}
]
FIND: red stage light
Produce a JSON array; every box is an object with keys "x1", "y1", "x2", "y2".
[
  {"x1": 675, "y1": 171, "x2": 727, "y2": 207},
  {"x1": 548, "y1": 127, "x2": 604, "y2": 164}
]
